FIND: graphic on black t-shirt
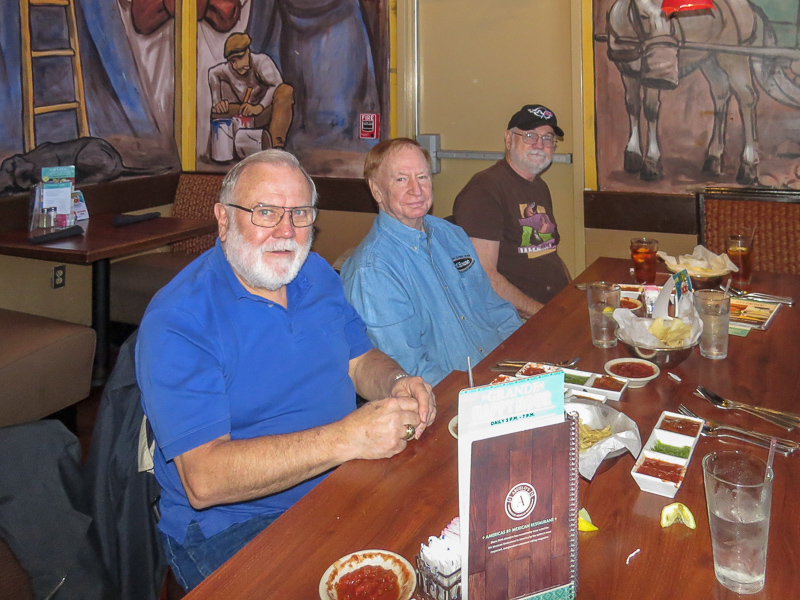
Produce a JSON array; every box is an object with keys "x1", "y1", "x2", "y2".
[{"x1": 518, "y1": 202, "x2": 557, "y2": 254}]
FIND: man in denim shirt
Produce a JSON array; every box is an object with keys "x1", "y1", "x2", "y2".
[{"x1": 341, "y1": 138, "x2": 522, "y2": 386}]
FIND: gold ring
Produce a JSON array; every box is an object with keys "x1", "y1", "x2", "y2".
[{"x1": 403, "y1": 424, "x2": 416, "y2": 441}]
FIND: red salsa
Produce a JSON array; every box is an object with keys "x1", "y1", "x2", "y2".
[
  {"x1": 659, "y1": 416, "x2": 702, "y2": 437},
  {"x1": 619, "y1": 298, "x2": 641, "y2": 310},
  {"x1": 335, "y1": 565, "x2": 400, "y2": 600},
  {"x1": 519, "y1": 364, "x2": 547, "y2": 376},
  {"x1": 636, "y1": 457, "x2": 686, "y2": 485},
  {"x1": 609, "y1": 361, "x2": 656, "y2": 379},
  {"x1": 592, "y1": 375, "x2": 625, "y2": 392}
]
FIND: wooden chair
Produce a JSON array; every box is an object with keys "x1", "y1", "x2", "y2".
[
  {"x1": 110, "y1": 174, "x2": 223, "y2": 325},
  {"x1": 697, "y1": 187, "x2": 800, "y2": 275}
]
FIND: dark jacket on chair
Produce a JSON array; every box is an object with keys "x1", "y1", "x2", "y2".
[{"x1": 84, "y1": 330, "x2": 167, "y2": 600}]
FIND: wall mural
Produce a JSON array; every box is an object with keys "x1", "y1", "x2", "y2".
[
  {"x1": 594, "y1": 0, "x2": 800, "y2": 193},
  {"x1": 193, "y1": 0, "x2": 388, "y2": 177},
  {"x1": 0, "y1": 0, "x2": 181, "y2": 197},
  {"x1": 0, "y1": 0, "x2": 388, "y2": 198}
]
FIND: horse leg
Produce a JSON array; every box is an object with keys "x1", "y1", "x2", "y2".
[
  {"x1": 621, "y1": 73, "x2": 643, "y2": 173},
  {"x1": 717, "y1": 54, "x2": 760, "y2": 185},
  {"x1": 641, "y1": 85, "x2": 663, "y2": 181},
  {"x1": 700, "y1": 58, "x2": 732, "y2": 176}
]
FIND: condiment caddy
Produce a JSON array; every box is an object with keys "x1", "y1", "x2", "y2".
[
  {"x1": 513, "y1": 362, "x2": 629, "y2": 402},
  {"x1": 631, "y1": 410, "x2": 704, "y2": 498}
]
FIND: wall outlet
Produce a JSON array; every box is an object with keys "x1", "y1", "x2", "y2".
[{"x1": 51, "y1": 265, "x2": 66, "y2": 289}]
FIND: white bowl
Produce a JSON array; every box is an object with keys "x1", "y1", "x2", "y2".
[
  {"x1": 319, "y1": 549, "x2": 416, "y2": 600},
  {"x1": 448, "y1": 415, "x2": 458, "y2": 439},
  {"x1": 604, "y1": 358, "x2": 660, "y2": 388}
]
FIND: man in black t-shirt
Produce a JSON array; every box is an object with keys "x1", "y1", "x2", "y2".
[{"x1": 454, "y1": 104, "x2": 571, "y2": 318}]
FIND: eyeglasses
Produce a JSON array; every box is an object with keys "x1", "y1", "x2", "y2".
[
  {"x1": 226, "y1": 204, "x2": 318, "y2": 228},
  {"x1": 511, "y1": 130, "x2": 557, "y2": 148}
]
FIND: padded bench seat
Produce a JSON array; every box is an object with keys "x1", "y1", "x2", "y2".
[
  {"x1": 110, "y1": 252, "x2": 199, "y2": 325},
  {"x1": 0, "y1": 309, "x2": 96, "y2": 427},
  {"x1": 110, "y1": 173, "x2": 223, "y2": 325}
]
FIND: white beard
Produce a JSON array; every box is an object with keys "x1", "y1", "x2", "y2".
[
  {"x1": 223, "y1": 222, "x2": 312, "y2": 292},
  {"x1": 520, "y1": 148, "x2": 553, "y2": 177}
]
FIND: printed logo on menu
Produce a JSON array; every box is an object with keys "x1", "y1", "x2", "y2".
[
  {"x1": 505, "y1": 482, "x2": 537, "y2": 521},
  {"x1": 453, "y1": 256, "x2": 474, "y2": 272}
]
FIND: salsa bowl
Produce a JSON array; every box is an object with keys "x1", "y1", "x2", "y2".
[
  {"x1": 319, "y1": 549, "x2": 416, "y2": 600},
  {"x1": 604, "y1": 358, "x2": 660, "y2": 388}
]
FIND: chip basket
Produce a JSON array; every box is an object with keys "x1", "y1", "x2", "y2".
[{"x1": 415, "y1": 554, "x2": 461, "y2": 600}]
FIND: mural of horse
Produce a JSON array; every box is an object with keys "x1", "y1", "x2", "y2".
[{"x1": 606, "y1": 0, "x2": 777, "y2": 185}]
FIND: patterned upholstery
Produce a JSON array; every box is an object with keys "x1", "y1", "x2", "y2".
[
  {"x1": 698, "y1": 187, "x2": 800, "y2": 275},
  {"x1": 170, "y1": 173, "x2": 224, "y2": 254}
]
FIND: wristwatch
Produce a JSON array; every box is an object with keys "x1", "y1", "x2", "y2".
[{"x1": 392, "y1": 372, "x2": 411, "y2": 383}]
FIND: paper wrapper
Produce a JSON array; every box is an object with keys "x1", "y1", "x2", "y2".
[
  {"x1": 613, "y1": 293, "x2": 703, "y2": 349},
  {"x1": 566, "y1": 401, "x2": 641, "y2": 480},
  {"x1": 658, "y1": 245, "x2": 738, "y2": 277}
]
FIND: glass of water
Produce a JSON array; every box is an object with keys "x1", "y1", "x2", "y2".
[
  {"x1": 693, "y1": 289, "x2": 730, "y2": 359},
  {"x1": 587, "y1": 282, "x2": 621, "y2": 348},
  {"x1": 703, "y1": 451, "x2": 773, "y2": 594}
]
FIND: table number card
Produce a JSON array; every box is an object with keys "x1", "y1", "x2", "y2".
[{"x1": 458, "y1": 373, "x2": 578, "y2": 600}]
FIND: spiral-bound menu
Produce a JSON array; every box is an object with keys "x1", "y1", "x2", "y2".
[{"x1": 458, "y1": 372, "x2": 578, "y2": 600}]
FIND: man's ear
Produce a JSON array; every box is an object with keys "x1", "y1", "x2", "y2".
[
  {"x1": 214, "y1": 203, "x2": 229, "y2": 242},
  {"x1": 504, "y1": 130, "x2": 513, "y2": 152},
  {"x1": 368, "y1": 179, "x2": 384, "y2": 210}
]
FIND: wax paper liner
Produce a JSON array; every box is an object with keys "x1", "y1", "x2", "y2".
[{"x1": 658, "y1": 245, "x2": 738, "y2": 276}]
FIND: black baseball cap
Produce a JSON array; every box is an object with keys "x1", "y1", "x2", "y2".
[{"x1": 507, "y1": 104, "x2": 564, "y2": 137}]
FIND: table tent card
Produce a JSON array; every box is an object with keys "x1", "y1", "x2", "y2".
[{"x1": 458, "y1": 372, "x2": 579, "y2": 600}]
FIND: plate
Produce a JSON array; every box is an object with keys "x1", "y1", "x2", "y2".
[
  {"x1": 319, "y1": 549, "x2": 416, "y2": 600},
  {"x1": 565, "y1": 401, "x2": 627, "y2": 448},
  {"x1": 565, "y1": 401, "x2": 640, "y2": 478},
  {"x1": 604, "y1": 358, "x2": 660, "y2": 388},
  {"x1": 448, "y1": 415, "x2": 458, "y2": 439}
]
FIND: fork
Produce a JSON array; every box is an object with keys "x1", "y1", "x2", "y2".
[
  {"x1": 723, "y1": 286, "x2": 794, "y2": 306},
  {"x1": 695, "y1": 385, "x2": 799, "y2": 431},
  {"x1": 490, "y1": 357, "x2": 580, "y2": 372},
  {"x1": 677, "y1": 405, "x2": 798, "y2": 455}
]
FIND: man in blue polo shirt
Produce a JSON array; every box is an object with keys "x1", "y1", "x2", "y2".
[{"x1": 136, "y1": 150, "x2": 435, "y2": 591}]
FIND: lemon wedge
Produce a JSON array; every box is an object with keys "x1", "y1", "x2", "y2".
[
  {"x1": 578, "y1": 508, "x2": 598, "y2": 531},
  {"x1": 602, "y1": 306, "x2": 615, "y2": 315},
  {"x1": 660, "y1": 502, "x2": 696, "y2": 529}
]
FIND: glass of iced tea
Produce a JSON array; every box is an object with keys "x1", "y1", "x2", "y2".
[
  {"x1": 630, "y1": 238, "x2": 658, "y2": 284},
  {"x1": 726, "y1": 235, "x2": 753, "y2": 285}
]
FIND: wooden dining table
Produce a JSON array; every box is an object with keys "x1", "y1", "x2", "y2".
[
  {"x1": 0, "y1": 213, "x2": 216, "y2": 382},
  {"x1": 185, "y1": 257, "x2": 800, "y2": 600}
]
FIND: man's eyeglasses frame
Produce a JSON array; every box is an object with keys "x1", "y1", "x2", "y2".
[
  {"x1": 510, "y1": 130, "x2": 558, "y2": 148},
  {"x1": 226, "y1": 204, "x2": 318, "y2": 228}
]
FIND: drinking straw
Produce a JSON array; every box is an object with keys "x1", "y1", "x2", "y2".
[
  {"x1": 467, "y1": 356, "x2": 474, "y2": 388},
  {"x1": 750, "y1": 223, "x2": 757, "y2": 244},
  {"x1": 723, "y1": 278, "x2": 731, "y2": 298}
]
